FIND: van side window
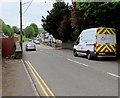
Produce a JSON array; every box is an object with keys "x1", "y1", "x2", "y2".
[{"x1": 75, "y1": 37, "x2": 80, "y2": 45}]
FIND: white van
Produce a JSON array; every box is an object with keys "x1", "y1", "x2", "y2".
[{"x1": 73, "y1": 27, "x2": 116, "y2": 60}]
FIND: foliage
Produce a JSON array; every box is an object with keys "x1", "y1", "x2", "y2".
[
  {"x1": 41, "y1": 2, "x2": 70, "y2": 40},
  {"x1": 71, "y1": 2, "x2": 120, "y2": 40},
  {"x1": 76, "y1": 2, "x2": 120, "y2": 30},
  {"x1": 18, "y1": 36, "x2": 31, "y2": 42},
  {"x1": 71, "y1": 2, "x2": 88, "y2": 39},
  {"x1": 2, "y1": 23, "x2": 14, "y2": 37},
  {"x1": 12, "y1": 26, "x2": 20, "y2": 34},
  {"x1": 58, "y1": 14, "x2": 73, "y2": 42},
  {"x1": 39, "y1": 28, "x2": 44, "y2": 33},
  {"x1": 30, "y1": 23, "x2": 39, "y2": 37},
  {"x1": 23, "y1": 26, "x2": 35, "y2": 38},
  {"x1": 0, "y1": 19, "x2": 4, "y2": 32}
]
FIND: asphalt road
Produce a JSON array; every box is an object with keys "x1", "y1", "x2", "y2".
[{"x1": 23, "y1": 43, "x2": 119, "y2": 96}]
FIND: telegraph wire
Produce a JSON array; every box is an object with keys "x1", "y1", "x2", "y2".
[{"x1": 23, "y1": 0, "x2": 34, "y2": 14}]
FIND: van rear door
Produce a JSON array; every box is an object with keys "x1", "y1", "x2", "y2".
[{"x1": 96, "y1": 28, "x2": 116, "y2": 53}]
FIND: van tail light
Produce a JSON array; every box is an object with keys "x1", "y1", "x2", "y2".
[{"x1": 94, "y1": 43, "x2": 96, "y2": 52}]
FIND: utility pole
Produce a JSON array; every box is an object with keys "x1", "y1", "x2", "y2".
[
  {"x1": 71, "y1": 0, "x2": 73, "y2": 4},
  {"x1": 20, "y1": 0, "x2": 23, "y2": 52}
]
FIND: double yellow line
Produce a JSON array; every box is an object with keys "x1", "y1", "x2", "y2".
[{"x1": 25, "y1": 60, "x2": 55, "y2": 97}]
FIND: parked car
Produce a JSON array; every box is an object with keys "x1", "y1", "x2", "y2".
[
  {"x1": 73, "y1": 27, "x2": 116, "y2": 60},
  {"x1": 25, "y1": 42, "x2": 36, "y2": 51},
  {"x1": 33, "y1": 38, "x2": 40, "y2": 44},
  {"x1": 34, "y1": 40, "x2": 40, "y2": 44}
]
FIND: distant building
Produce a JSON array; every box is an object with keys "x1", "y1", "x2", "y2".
[{"x1": 39, "y1": 31, "x2": 49, "y2": 43}]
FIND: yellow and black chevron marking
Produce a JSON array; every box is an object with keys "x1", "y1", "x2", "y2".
[
  {"x1": 96, "y1": 44, "x2": 116, "y2": 52},
  {"x1": 97, "y1": 28, "x2": 116, "y2": 35}
]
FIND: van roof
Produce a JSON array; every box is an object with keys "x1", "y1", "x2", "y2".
[
  {"x1": 79, "y1": 27, "x2": 115, "y2": 37},
  {"x1": 83, "y1": 27, "x2": 115, "y2": 31}
]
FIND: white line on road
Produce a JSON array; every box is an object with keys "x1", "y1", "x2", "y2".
[
  {"x1": 107, "y1": 72, "x2": 120, "y2": 78},
  {"x1": 67, "y1": 59, "x2": 89, "y2": 67}
]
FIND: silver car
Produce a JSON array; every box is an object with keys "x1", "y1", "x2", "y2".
[
  {"x1": 25, "y1": 42, "x2": 36, "y2": 51},
  {"x1": 33, "y1": 39, "x2": 40, "y2": 44}
]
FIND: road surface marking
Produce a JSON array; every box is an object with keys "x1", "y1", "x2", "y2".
[
  {"x1": 27, "y1": 61, "x2": 55, "y2": 97},
  {"x1": 67, "y1": 59, "x2": 89, "y2": 67},
  {"x1": 25, "y1": 61, "x2": 49, "y2": 97},
  {"x1": 21, "y1": 60, "x2": 39, "y2": 96},
  {"x1": 107, "y1": 72, "x2": 120, "y2": 78}
]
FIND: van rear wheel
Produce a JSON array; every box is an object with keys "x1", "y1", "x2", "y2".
[{"x1": 87, "y1": 52, "x2": 92, "y2": 60}]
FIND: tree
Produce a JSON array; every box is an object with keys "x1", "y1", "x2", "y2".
[
  {"x1": 30, "y1": 23, "x2": 39, "y2": 37},
  {"x1": 9, "y1": 26, "x2": 14, "y2": 37},
  {"x1": 41, "y1": 2, "x2": 70, "y2": 39},
  {"x1": 2, "y1": 23, "x2": 14, "y2": 37},
  {"x1": 0, "y1": 19, "x2": 4, "y2": 32},
  {"x1": 12, "y1": 26, "x2": 20, "y2": 34},
  {"x1": 76, "y1": 2, "x2": 120, "y2": 29},
  {"x1": 39, "y1": 28, "x2": 44, "y2": 33},
  {"x1": 71, "y1": 2, "x2": 88, "y2": 39},
  {"x1": 71, "y1": 2, "x2": 120, "y2": 38},
  {"x1": 58, "y1": 14, "x2": 73, "y2": 42},
  {"x1": 23, "y1": 26, "x2": 35, "y2": 38}
]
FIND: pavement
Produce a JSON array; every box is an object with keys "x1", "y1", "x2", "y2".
[{"x1": 2, "y1": 58, "x2": 36, "y2": 96}]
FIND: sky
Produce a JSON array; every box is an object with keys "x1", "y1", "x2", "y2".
[{"x1": 0, "y1": 0, "x2": 72, "y2": 28}]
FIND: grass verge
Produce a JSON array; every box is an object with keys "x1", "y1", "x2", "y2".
[{"x1": 18, "y1": 36, "x2": 31, "y2": 42}]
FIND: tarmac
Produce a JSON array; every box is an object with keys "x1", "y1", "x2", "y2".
[{"x1": 2, "y1": 58, "x2": 37, "y2": 97}]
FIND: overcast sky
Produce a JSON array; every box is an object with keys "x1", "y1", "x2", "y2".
[{"x1": 0, "y1": 0, "x2": 72, "y2": 28}]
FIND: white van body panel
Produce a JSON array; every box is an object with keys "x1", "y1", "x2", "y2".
[
  {"x1": 79, "y1": 28, "x2": 97, "y2": 52},
  {"x1": 74, "y1": 28, "x2": 97, "y2": 53}
]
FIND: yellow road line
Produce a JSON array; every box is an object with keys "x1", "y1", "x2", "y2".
[
  {"x1": 27, "y1": 61, "x2": 56, "y2": 97},
  {"x1": 21, "y1": 60, "x2": 39, "y2": 96},
  {"x1": 25, "y1": 61, "x2": 49, "y2": 97}
]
